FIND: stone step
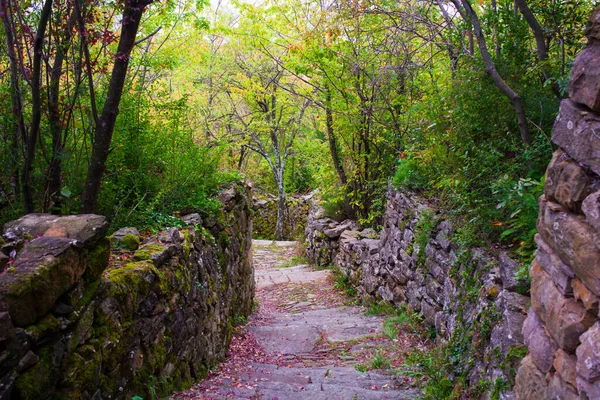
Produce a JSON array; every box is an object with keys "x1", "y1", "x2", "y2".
[{"x1": 195, "y1": 364, "x2": 419, "y2": 400}]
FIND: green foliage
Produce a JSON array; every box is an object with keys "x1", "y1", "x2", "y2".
[
  {"x1": 332, "y1": 267, "x2": 357, "y2": 299},
  {"x1": 411, "y1": 210, "x2": 437, "y2": 268}
]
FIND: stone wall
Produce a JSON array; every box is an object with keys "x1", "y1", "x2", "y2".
[
  {"x1": 252, "y1": 193, "x2": 315, "y2": 240},
  {"x1": 0, "y1": 185, "x2": 254, "y2": 400},
  {"x1": 514, "y1": 9, "x2": 600, "y2": 400},
  {"x1": 306, "y1": 188, "x2": 530, "y2": 397}
]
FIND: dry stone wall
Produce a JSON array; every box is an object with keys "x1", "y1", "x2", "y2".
[
  {"x1": 252, "y1": 193, "x2": 315, "y2": 240},
  {"x1": 514, "y1": 8, "x2": 600, "y2": 400},
  {"x1": 0, "y1": 185, "x2": 254, "y2": 400},
  {"x1": 306, "y1": 188, "x2": 530, "y2": 398}
]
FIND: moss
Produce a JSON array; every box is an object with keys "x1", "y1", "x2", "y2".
[
  {"x1": 105, "y1": 261, "x2": 155, "y2": 310},
  {"x1": 23, "y1": 233, "x2": 34, "y2": 241},
  {"x1": 14, "y1": 345, "x2": 58, "y2": 399},
  {"x1": 84, "y1": 237, "x2": 110, "y2": 282},
  {"x1": 121, "y1": 234, "x2": 140, "y2": 251},
  {"x1": 181, "y1": 229, "x2": 192, "y2": 257},
  {"x1": 133, "y1": 244, "x2": 166, "y2": 261},
  {"x1": 74, "y1": 280, "x2": 100, "y2": 313},
  {"x1": 25, "y1": 313, "x2": 60, "y2": 343}
]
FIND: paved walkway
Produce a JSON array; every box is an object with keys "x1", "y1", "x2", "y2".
[{"x1": 173, "y1": 240, "x2": 422, "y2": 399}]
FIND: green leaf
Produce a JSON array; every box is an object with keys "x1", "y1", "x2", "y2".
[{"x1": 61, "y1": 187, "x2": 72, "y2": 198}]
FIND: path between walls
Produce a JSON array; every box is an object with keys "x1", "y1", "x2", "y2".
[{"x1": 172, "y1": 240, "x2": 427, "y2": 400}]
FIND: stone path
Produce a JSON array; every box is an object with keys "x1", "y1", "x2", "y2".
[{"x1": 173, "y1": 240, "x2": 424, "y2": 400}]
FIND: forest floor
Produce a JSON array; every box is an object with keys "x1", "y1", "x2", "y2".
[{"x1": 172, "y1": 240, "x2": 427, "y2": 400}]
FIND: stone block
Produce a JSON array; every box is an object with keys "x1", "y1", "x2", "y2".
[
  {"x1": 582, "y1": 190, "x2": 600, "y2": 233},
  {"x1": 552, "y1": 99, "x2": 600, "y2": 176},
  {"x1": 0, "y1": 237, "x2": 86, "y2": 327},
  {"x1": 553, "y1": 349, "x2": 578, "y2": 388},
  {"x1": 547, "y1": 372, "x2": 579, "y2": 400},
  {"x1": 514, "y1": 354, "x2": 548, "y2": 400},
  {"x1": 534, "y1": 235, "x2": 574, "y2": 296},
  {"x1": 585, "y1": 6, "x2": 600, "y2": 41},
  {"x1": 498, "y1": 251, "x2": 520, "y2": 292},
  {"x1": 572, "y1": 277, "x2": 600, "y2": 314},
  {"x1": 545, "y1": 149, "x2": 597, "y2": 212},
  {"x1": 496, "y1": 290, "x2": 529, "y2": 314},
  {"x1": 576, "y1": 322, "x2": 600, "y2": 382},
  {"x1": 569, "y1": 43, "x2": 600, "y2": 113},
  {"x1": 577, "y1": 374, "x2": 600, "y2": 400},
  {"x1": 530, "y1": 261, "x2": 595, "y2": 351},
  {"x1": 537, "y1": 198, "x2": 600, "y2": 297},
  {"x1": 522, "y1": 309, "x2": 558, "y2": 373}
]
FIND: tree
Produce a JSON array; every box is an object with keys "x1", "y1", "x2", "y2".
[
  {"x1": 81, "y1": 0, "x2": 155, "y2": 213},
  {"x1": 450, "y1": 0, "x2": 531, "y2": 145}
]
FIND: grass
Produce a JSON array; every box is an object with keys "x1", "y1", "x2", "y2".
[{"x1": 275, "y1": 255, "x2": 310, "y2": 268}]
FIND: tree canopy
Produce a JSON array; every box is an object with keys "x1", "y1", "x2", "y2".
[{"x1": 0, "y1": 0, "x2": 596, "y2": 253}]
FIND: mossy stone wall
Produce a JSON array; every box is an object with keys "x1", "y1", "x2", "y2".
[
  {"x1": 0, "y1": 185, "x2": 254, "y2": 400},
  {"x1": 252, "y1": 193, "x2": 314, "y2": 240}
]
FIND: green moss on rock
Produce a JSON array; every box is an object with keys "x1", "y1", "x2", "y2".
[
  {"x1": 121, "y1": 234, "x2": 141, "y2": 251},
  {"x1": 83, "y1": 237, "x2": 110, "y2": 282},
  {"x1": 133, "y1": 244, "x2": 167, "y2": 262}
]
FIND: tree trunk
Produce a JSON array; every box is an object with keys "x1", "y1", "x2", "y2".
[
  {"x1": 81, "y1": 0, "x2": 152, "y2": 213},
  {"x1": 1, "y1": 0, "x2": 25, "y2": 199},
  {"x1": 44, "y1": 13, "x2": 75, "y2": 213},
  {"x1": 274, "y1": 167, "x2": 286, "y2": 241},
  {"x1": 324, "y1": 85, "x2": 347, "y2": 185},
  {"x1": 455, "y1": 0, "x2": 531, "y2": 145},
  {"x1": 22, "y1": 0, "x2": 53, "y2": 213},
  {"x1": 514, "y1": 0, "x2": 561, "y2": 97}
]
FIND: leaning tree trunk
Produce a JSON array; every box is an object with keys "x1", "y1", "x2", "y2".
[
  {"x1": 454, "y1": 0, "x2": 531, "y2": 145},
  {"x1": 81, "y1": 0, "x2": 152, "y2": 213}
]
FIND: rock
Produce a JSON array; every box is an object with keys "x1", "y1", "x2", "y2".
[
  {"x1": 553, "y1": 349, "x2": 578, "y2": 388},
  {"x1": 582, "y1": 190, "x2": 600, "y2": 233},
  {"x1": 585, "y1": 6, "x2": 600, "y2": 41},
  {"x1": 576, "y1": 322, "x2": 600, "y2": 382},
  {"x1": 434, "y1": 220, "x2": 453, "y2": 251},
  {"x1": 568, "y1": 43, "x2": 600, "y2": 113},
  {"x1": 530, "y1": 261, "x2": 595, "y2": 351},
  {"x1": 534, "y1": 235, "x2": 574, "y2": 296},
  {"x1": 572, "y1": 278, "x2": 600, "y2": 314},
  {"x1": 324, "y1": 221, "x2": 356, "y2": 239},
  {"x1": 112, "y1": 227, "x2": 141, "y2": 251},
  {"x1": 547, "y1": 372, "x2": 579, "y2": 400},
  {"x1": 16, "y1": 350, "x2": 38, "y2": 372},
  {"x1": 496, "y1": 290, "x2": 530, "y2": 314},
  {"x1": 522, "y1": 309, "x2": 558, "y2": 373},
  {"x1": 545, "y1": 149, "x2": 597, "y2": 212},
  {"x1": 502, "y1": 309, "x2": 527, "y2": 346},
  {"x1": 552, "y1": 99, "x2": 600, "y2": 176},
  {"x1": 514, "y1": 354, "x2": 548, "y2": 400},
  {"x1": 0, "y1": 311, "x2": 14, "y2": 341},
  {"x1": 0, "y1": 252, "x2": 9, "y2": 270},
  {"x1": 3, "y1": 214, "x2": 108, "y2": 247},
  {"x1": 181, "y1": 213, "x2": 202, "y2": 225},
  {"x1": 0, "y1": 371, "x2": 17, "y2": 400},
  {"x1": 498, "y1": 252, "x2": 520, "y2": 292},
  {"x1": 0, "y1": 237, "x2": 86, "y2": 327},
  {"x1": 52, "y1": 302, "x2": 74, "y2": 315},
  {"x1": 578, "y1": 374, "x2": 600, "y2": 400},
  {"x1": 537, "y1": 198, "x2": 600, "y2": 297}
]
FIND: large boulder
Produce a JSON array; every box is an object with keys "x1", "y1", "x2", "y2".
[{"x1": 3, "y1": 214, "x2": 108, "y2": 247}]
